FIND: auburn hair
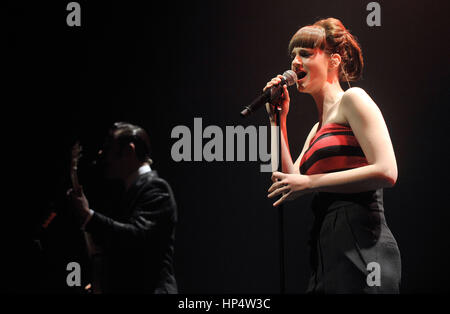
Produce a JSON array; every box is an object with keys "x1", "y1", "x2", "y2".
[{"x1": 288, "y1": 17, "x2": 364, "y2": 82}]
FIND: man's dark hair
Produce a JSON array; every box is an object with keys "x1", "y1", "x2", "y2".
[{"x1": 110, "y1": 122, "x2": 153, "y2": 165}]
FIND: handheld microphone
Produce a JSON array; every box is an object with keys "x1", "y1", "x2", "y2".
[{"x1": 240, "y1": 70, "x2": 302, "y2": 117}]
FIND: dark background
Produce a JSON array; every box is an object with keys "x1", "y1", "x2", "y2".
[{"x1": 5, "y1": 0, "x2": 450, "y2": 293}]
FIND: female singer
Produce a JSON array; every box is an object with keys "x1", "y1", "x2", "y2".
[{"x1": 265, "y1": 18, "x2": 401, "y2": 293}]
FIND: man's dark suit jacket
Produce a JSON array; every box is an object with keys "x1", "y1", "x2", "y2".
[{"x1": 85, "y1": 170, "x2": 178, "y2": 293}]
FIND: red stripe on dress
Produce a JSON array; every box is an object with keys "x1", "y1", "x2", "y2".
[
  {"x1": 302, "y1": 134, "x2": 361, "y2": 162},
  {"x1": 309, "y1": 123, "x2": 352, "y2": 144}
]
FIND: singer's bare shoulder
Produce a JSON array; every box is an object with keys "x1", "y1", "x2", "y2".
[
  {"x1": 340, "y1": 87, "x2": 383, "y2": 125},
  {"x1": 340, "y1": 87, "x2": 378, "y2": 111},
  {"x1": 342, "y1": 87, "x2": 371, "y2": 103}
]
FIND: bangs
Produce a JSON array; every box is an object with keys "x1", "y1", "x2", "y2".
[{"x1": 288, "y1": 26, "x2": 326, "y2": 54}]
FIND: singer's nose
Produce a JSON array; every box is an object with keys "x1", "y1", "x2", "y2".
[{"x1": 292, "y1": 54, "x2": 302, "y2": 69}]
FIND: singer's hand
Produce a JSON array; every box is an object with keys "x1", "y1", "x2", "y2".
[
  {"x1": 267, "y1": 172, "x2": 312, "y2": 207},
  {"x1": 263, "y1": 75, "x2": 290, "y2": 123}
]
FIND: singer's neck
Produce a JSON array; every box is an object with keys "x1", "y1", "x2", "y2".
[{"x1": 311, "y1": 80, "x2": 345, "y2": 127}]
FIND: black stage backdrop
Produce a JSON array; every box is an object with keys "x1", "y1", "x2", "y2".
[{"x1": 5, "y1": 0, "x2": 450, "y2": 294}]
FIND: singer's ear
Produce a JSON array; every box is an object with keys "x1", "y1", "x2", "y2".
[{"x1": 329, "y1": 53, "x2": 342, "y2": 69}]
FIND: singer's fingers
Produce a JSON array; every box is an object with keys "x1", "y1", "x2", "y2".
[
  {"x1": 263, "y1": 81, "x2": 275, "y2": 92},
  {"x1": 265, "y1": 77, "x2": 281, "y2": 90},
  {"x1": 271, "y1": 77, "x2": 282, "y2": 85},
  {"x1": 282, "y1": 84, "x2": 289, "y2": 98},
  {"x1": 263, "y1": 75, "x2": 284, "y2": 92},
  {"x1": 273, "y1": 192, "x2": 289, "y2": 207},
  {"x1": 271, "y1": 171, "x2": 286, "y2": 182},
  {"x1": 268, "y1": 180, "x2": 285, "y2": 194},
  {"x1": 268, "y1": 184, "x2": 290, "y2": 199}
]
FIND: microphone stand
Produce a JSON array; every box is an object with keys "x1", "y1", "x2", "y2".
[{"x1": 275, "y1": 104, "x2": 286, "y2": 294}]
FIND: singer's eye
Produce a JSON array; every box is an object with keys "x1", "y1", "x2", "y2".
[{"x1": 300, "y1": 51, "x2": 312, "y2": 58}]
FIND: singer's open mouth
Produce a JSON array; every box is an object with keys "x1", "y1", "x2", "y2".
[{"x1": 296, "y1": 71, "x2": 307, "y2": 81}]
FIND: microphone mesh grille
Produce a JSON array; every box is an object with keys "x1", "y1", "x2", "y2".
[{"x1": 283, "y1": 70, "x2": 297, "y2": 86}]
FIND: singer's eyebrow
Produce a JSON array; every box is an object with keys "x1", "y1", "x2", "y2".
[
  {"x1": 296, "y1": 47, "x2": 312, "y2": 52},
  {"x1": 291, "y1": 47, "x2": 312, "y2": 54}
]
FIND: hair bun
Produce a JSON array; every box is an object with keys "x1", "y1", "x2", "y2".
[{"x1": 315, "y1": 18, "x2": 364, "y2": 82}]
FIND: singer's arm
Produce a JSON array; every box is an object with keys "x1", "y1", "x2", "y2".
[
  {"x1": 269, "y1": 117, "x2": 319, "y2": 174},
  {"x1": 269, "y1": 117, "x2": 293, "y2": 173},
  {"x1": 292, "y1": 122, "x2": 319, "y2": 174},
  {"x1": 265, "y1": 80, "x2": 302, "y2": 174}
]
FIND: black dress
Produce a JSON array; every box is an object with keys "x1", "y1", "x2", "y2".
[{"x1": 299, "y1": 123, "x2": 401, "y2": 294}]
